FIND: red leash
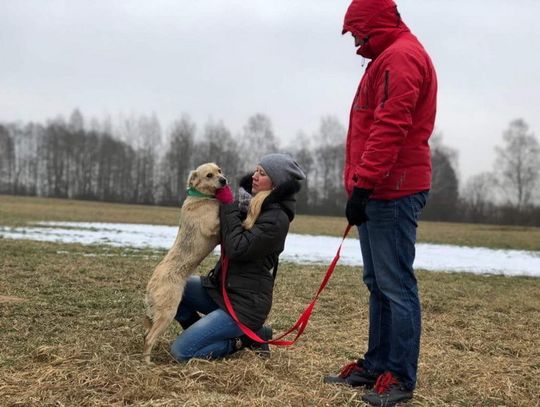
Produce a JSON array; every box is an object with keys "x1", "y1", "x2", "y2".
[{"x1": 220, "y1": 224, "x2": 352, "y2": 346}]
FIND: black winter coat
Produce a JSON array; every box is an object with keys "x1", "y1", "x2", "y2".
[{"x1": 202, "y1": 178, "x2": 300, "y2": 331}]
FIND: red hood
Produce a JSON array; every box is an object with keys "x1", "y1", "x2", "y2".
[{"x1": 342, "y1": 0, "x2": 409, "y2": 59}]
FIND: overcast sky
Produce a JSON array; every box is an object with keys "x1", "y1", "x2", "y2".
[{"x1": 1, "y1": 0, "x2": 539, "y2": 182}]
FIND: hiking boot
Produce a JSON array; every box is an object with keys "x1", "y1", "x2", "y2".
[
  {"x1": 361, "y1": 371, "x2": 413, "y2": 406},
  {"x1": 238, "y1": 325, "x2": 273, "y2": 358},
  {"x1": 323, "y1": 358, "x2": 379, "y2": 387}
]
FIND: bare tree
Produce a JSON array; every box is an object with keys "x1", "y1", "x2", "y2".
[
  {"x1": 13, "y1": 123, "x2": 41, "y2": 196},
  {"x1": 315, "y1": 116, "x2": 345, "y2": 146},
  {"x1": 87, "y1": 114, "x2": 112, "y2": 136},
  {"x1": 96, "y1": 134, "x2": 136, "y2": 202},
  {"x1": 194, "y1": 119, "x2": 241, "y2": 187},
  {"x1": 160, "y1": 115, "x2": 196, "y2": 204},
  {"x1": 118, "y1": 114, "x2": 162, "y2": 204},
  {"x1": 286, "y1": 132, "x2": 314, "y2": 213},
  {"x1": 312, "y1": 116, "x2": 346, "y2": 213},
  {"x1": 0, "y1": 125, "x2": 15, "y2": 193},
  {"x1": 462, "y1": 172, "x2": 497, "y2": 222},
  {"x1": 136, "y1": 114, "x2": 162, "y2": 204},
  {"x1": 69, "y1": 108, "x2": 85, "y2": 132},
  {"x1": 41, "y1": 123, "x2": 71, "y2": 197},
  {"x1": 494, "y1": 118, "x2": 540, "y2": 210},
  {"x1": 423, "y1": 132, "x2": 460, "y2": 220},
  {"x1": 429, "y1": 131, "x2": 458, "y2": 169},
  {"x1": 239, "y1": 113, "x2": 279, "y2": 172},
  {"x1": 73, "y1": 130, "x2": 100, "y2": 199}
]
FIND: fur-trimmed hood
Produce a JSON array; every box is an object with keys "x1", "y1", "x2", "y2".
[{"x1": 239, "y1": 173, "x2": 301, "y2": 222}]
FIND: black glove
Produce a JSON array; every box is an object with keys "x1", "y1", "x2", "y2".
[{"x1": 345, "y1": 187, "x2": 373, "y2": 226}]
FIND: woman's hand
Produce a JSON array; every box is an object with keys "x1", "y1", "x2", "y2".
[{"x1": 215, "y1": 185, "x2": 234, "y2": 204}]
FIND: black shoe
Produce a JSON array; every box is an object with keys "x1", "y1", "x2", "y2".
[
  {"x1": 324, "y1": 358, "x2": 379, "y2": 387},
  {"x1": 240, "y1": 325, "x2": 273, "y2": 358},
  {"x1": 361, "y1": 372, "x2": 413, "y2": 406}
]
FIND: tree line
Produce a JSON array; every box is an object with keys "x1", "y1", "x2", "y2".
[
  {"x1": 1, "y1": 110, "x2": 539, "y2": 226},
  {"x1": 425, "y1": 118, "x2": 540, "y2": 226}
]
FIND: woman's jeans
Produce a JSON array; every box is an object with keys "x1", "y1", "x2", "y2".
[
  {"x1": 170, "y1": 276, "x2": 243, "y2": 361},
  {"x1": 358, "y1": 191, "x2": 428, "y2": 391}
]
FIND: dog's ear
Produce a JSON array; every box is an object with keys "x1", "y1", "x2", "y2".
[{"x1": 187, "y1": 170, "x2": 198, "y2": 188}]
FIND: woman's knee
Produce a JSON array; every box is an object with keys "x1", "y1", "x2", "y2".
[
  {"x1": 175, "y1": 276, "x2": 204, "y2": 319},
  {"x1": 183, "y1": 275, "x2": 203, "y2": 299},
  {"x1": 185, "y1": 275, "x2": 202, "y2": 286},
  {"x1": 170, "y1": 337, "x2": 193, "y2": 362}
]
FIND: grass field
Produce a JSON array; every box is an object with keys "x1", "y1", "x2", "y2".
[{"x1": 1, "y1": 195, "x2": 540, "y2": 406}]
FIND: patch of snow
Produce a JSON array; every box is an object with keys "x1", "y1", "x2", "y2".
[{"x1": 1, "y1": 221, "x2": 539, "y2": 278}]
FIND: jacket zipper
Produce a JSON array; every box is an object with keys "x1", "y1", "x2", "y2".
[{"x1": 381, "y1": 70, "x2": 389, "y2": 108}]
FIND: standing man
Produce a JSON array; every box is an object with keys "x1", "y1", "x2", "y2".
[{"x1": 324, "y1": 1, "x2": 437, "y2": 406}]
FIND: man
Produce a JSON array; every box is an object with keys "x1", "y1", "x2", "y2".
[{"x1": 324, "y1": 0, "x2": 437, "y2": 406}]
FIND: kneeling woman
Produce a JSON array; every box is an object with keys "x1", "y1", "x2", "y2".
[{"x1": 170, "y1": 153, "x2": 306, "y2": 361}]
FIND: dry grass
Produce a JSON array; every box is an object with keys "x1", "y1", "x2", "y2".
[
  {"x1": 1, "y1": 195, "x2": 540, "y2": 406},
  {"x1": 0, "y1": 295, "x2": 26, "y2": 303},
  {"x1": 2, "y1": 194, "x2": 540, "y2": 250},
  {"x1": 0, "y1": 194, "x2": 180, "y2": 227},
  {"x1": 1, "y1": 237, "x2": 539, "y2": 407}
]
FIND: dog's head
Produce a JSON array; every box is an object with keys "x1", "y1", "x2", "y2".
[{"x1": 187, "y1": 163, "x2": 227, "y2": 196}]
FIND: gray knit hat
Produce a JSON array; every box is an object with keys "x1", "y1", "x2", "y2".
[{"x1": 259, "y1": 153, "x2": 306, "y2": 187}]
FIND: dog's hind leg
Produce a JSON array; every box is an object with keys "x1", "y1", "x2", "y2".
[
  {"x1": 143, "y1": 314, "x2": 153, "y2": 338},
  {"x1": 143, "y1": 311, "x2": 175, "y2": 364}
]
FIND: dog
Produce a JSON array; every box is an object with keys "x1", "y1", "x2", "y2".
[{"x1": 143, "y1": 162, "x2": 226, "y2": 363}]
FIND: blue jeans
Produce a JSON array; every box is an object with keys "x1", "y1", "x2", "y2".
[
  {"x1": 358, "y1": 191, "x2": 428, "y2": 391},
  {"x1": 170, "y1": 276, "x2": 243, "y2": 361}
]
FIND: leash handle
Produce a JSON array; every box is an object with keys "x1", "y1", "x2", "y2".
[{"x1": 220, "y1": 224, "x2": 352, "y2": 346}]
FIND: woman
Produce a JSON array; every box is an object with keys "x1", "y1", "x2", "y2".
[{"x1": 170, "y1": 153, "x2": 306, "y2": 361}]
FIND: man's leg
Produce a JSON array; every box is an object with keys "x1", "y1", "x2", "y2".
[
  {"x1": 359, "y1": 223, "x2": 390, "y2": 376},
  {"x1": 364, "y1": 192, "x2": 427, "y2": 391}
]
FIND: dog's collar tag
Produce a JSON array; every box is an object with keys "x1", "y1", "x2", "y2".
[{"x1": 186, "y1": 187, "x2": 214, "y2": 199}]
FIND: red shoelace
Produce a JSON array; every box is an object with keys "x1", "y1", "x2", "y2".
[
  {"x1": 339, "y1": 361, "x2": 363, "y2": 378},
  {"x1": 374, "y1": 372, "x2": 398, "y2": 394}
]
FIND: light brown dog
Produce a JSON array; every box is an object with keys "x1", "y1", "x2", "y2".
[{"x1": 143, "y1": 163, "x2": 226, "y2": 363}]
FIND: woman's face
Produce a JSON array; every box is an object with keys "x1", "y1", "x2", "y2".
[{"x1": 252, "y1": 165, "x2": 273, "y2": 194}]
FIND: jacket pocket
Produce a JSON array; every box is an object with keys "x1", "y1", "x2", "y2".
[{"x1": 353, "y1": 85, "x2": 370, "y2": 110}]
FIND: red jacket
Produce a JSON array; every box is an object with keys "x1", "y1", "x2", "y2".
[{"x1": 343, "y1": 0, "x2": 437, "y2": 199}]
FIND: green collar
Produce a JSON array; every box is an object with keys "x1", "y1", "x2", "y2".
[{"x1": 186, "y1": 187, "x2": 214, "y2": 199}]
